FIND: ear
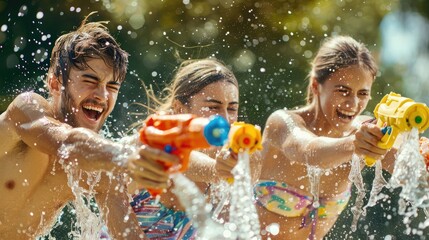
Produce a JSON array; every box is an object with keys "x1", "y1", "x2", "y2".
[
  {"x1": 311, "y1": 77, "x2": 319, "y2": 96},
  {"x1": 47, "y1": 73, "x2": 62, "y2": 97}
]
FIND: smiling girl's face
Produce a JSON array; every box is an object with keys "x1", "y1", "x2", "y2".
[
  {"x1": 316, "y1": 65, "x2": 373, "y2": 132},
  {"x1": 175, "y1": 80, "x2": 239, "y2": 124}
]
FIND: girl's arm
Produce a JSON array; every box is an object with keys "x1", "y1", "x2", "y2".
[{"x1": 264, "y1": 110, "x2": 356, "y2": 169}]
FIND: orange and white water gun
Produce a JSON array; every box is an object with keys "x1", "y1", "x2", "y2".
[{"x1": 139, "y1": 113, "x2": 230, "y2": 196}]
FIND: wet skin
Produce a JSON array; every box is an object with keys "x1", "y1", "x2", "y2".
[
  {"x1": 0, "y1": 93, "x2": 76, "y2": 238},
  {"x1": 0, "y1": 58, "x2": 175, "y2": 239},
  {"x1": 0, "y1": 58, "x2": 119, "y2": 238},
  {"x1": 257, "y1": 65, "x2": 376, "y2": 239}
]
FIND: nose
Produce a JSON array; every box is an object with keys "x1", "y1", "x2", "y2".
[
  {"x1": 344, "y1": 95, "x2": 359, "y2": 109},
  {"x1": 93, "y1": 84, "x2": 108, "y2": 101}
]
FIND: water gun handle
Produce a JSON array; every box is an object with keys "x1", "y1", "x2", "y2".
[{"x1": 364, "y1": 125, "x2": 399, "y2": 166}]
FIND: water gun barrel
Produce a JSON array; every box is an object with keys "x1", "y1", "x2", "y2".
[
  {"x1": 139, "y1": 113, "x2": 230, "y2": 195},
  {"x1": 227, "y1": 122, "x2": 263, "y2": 154},
  {"x1": 365, "y1": 92, "x2": 429, "y2": 166}
]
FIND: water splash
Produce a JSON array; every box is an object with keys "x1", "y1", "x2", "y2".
[
  {"x1": 364, "y1": 160, "x2": 388, "y2": 210},
  {"x1": 228, "y1": 151, "x2": 261, "y2": 240},
  {"x1": 307, "y1": 165, "x2": 323, "y2": 210},
  {"x1": 389, "y1": 128, "x2": 429, "y2": 217},
  {"x1": 56, "y1": 140, "x2": 138, "y2": 239},
  {"x1": 348, "y1": 154, "x2": 366, "y2": 231},
  {"x1": 171, "y1": 173, "x2": 229, "y2": 239},
  {"x1": 210, "y1": 180, "x2": 230, "y2": 223},
  {"x1": 58, "y1": 145, "x2": 104, "y2": 239}
]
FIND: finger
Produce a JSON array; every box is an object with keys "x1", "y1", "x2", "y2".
[
  {"x1": 357, "y1": 148, "x2": 384, "y2": 160},
  {"x1": 128, "y1": 161, "x2": 169, "y2": 182},
  {"x1": 362, "y1": 117, "x2": 377, "y2": 124},
  {"x1": 354, "y1": 139, "x2": 387, "y2": 156},
  {"x1": 132, "y1": 158, "x2": 168, "y2": 176},
  {"x1": 354, "y1": 139, "x2": 387, "y2": 157},
  {"x1": 356, "y1": 126, "x2": 383, "y2": 147},
  {"x1": 365, "y1": 124, "x2": 385, "y2": 139},
  {"x1": 217, "y1": 170, "x2": 233, "y2": 179},
  {"x1": 139, "y1": 145, "x2": 180, "y2": 165}
]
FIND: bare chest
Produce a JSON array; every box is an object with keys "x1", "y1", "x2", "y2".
[{"x1": 0, "y1": 143, "x2": 73, "y2": 237}]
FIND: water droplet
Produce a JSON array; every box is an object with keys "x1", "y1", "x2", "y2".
[{"x1": 36, "y1": 11, "x2": 44, "y2": 19}]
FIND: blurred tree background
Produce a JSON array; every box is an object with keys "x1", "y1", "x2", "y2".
[{"x1": 1, "y1": 0, "x2": 429, "y2": 239}]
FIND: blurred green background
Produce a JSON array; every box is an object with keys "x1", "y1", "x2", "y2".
[{"x1": 1, "y1": 0, "x2": 429, "y2": 239}]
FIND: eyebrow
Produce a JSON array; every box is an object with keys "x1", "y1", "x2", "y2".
[
  {"x1": 204, "y1": 99, "x2": 239, "y2": 105},
  {"x1": 334, "y1": 84, "x2": 370, "y2": 92}
]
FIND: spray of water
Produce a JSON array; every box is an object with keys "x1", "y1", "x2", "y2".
[
  {"x1": 228, "y1": 151, "x2": 261, "y2": 240},
  {"x1": 364, "y1": 160, "x2": 388, "y2": 210},
  {"x1": 57, "y1": 145, "x2": 104, "y2": 239},
  {"x1": 210, "y1": 180, "x2": 230, "y2": 223},
  {"x1": 170, "y1": 173, "x2": 230, "y2": 239},
  {"x1": 307, "y1": 165, "x2": 323, "y2": 210},
  {"x1": 348, "y1": 154, "x2": 366, "y2": 231},
  {"x1": 389, "y1": 128, "x2": 429, "y2": 218}
]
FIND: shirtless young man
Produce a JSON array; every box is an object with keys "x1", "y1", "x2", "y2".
[{"x1": 0, "y1": 14, "x2": 178, "y2": 239}]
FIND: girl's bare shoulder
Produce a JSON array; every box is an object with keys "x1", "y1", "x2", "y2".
[{"x1": 266, "y1": 108, "x2": 306, "y2": 132}]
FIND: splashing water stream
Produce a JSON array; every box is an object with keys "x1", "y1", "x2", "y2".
[
  {"x1": 364, "y1": 159, "x2": 388, "y2": 210},
  {"x1": 389, "y1": 128, "x2": 429, "y2": 217},
  {"x1": 53, "y1": 135, "x2": 138, "y2": 239},
  {"x1": 210, "y1": 180, "x2": 230, "y2": 223},
  {"x1": 307, "y1": 165, "x2": 323, "y2": 210},
  {"x1": 171, "y1": 173, "x2": 229, "y2": 239},
  {"x1": 228, "y1": 151, "x2": 261, "y2": 240},
  {"x1": 348, "y1": 154, "x2": 366, "y2": 232},
  {"x1": 58, "y1": 145, "x2": 104, "y2": 239}
]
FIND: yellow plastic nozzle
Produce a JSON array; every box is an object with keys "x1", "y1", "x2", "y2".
[{"x1": 228, "y1": 122, "x2": 263, "y2": 154}]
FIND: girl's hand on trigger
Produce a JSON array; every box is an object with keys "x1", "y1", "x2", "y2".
[
  {"x1": 353, "y1": 122, "x2": 388, "y2": 159},
  {"x1": 215, "y1": 149, "x2": 238, "y2": 179}
]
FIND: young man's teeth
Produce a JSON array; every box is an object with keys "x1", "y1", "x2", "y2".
[
  {"x1": 83, "y1": 105, "x2": 103, "y2": 113},
  {"x1": 338, "y1": 109, "x2": 355, "y2": 117}
]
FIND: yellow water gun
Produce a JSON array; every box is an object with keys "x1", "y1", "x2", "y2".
[
  {"x1": 225, "y1": 122, "x2": 262, "y2": 184},
  {"x1": 365, "y1": 92, "x2": 429, "y2": 166},
  {"x1": 228, "y1": 122, "x2": 263, "y2": 154}
]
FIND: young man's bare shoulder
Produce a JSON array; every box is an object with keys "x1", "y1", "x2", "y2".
[{"x1": 4, "y1": 92, "x2": 53, "y2": 123}]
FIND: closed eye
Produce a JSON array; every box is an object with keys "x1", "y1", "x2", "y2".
[{"x1": 107, "y1": 83, "x2": 120, "y2": 92}]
